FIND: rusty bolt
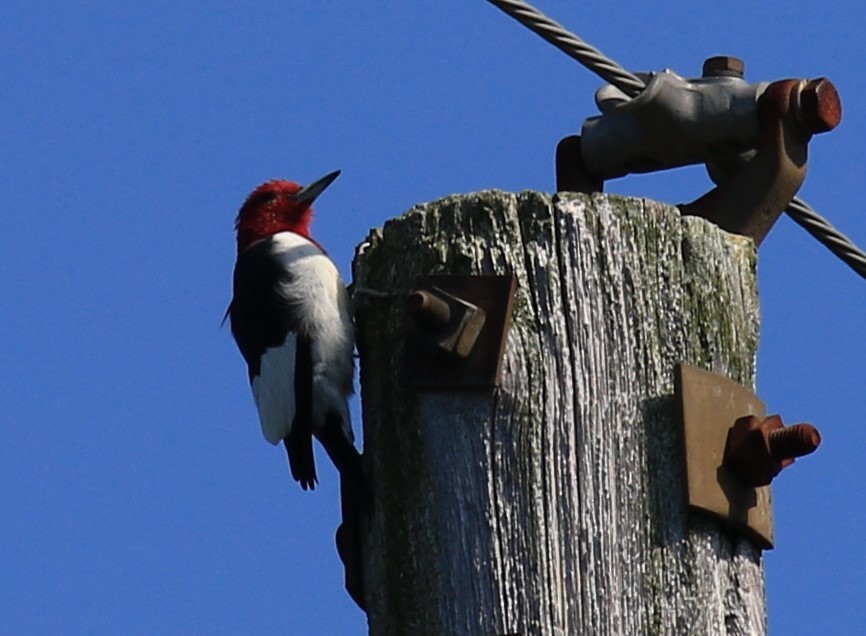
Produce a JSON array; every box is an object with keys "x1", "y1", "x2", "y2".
[
  {"x1": 724, "y1": 414, "x2": 822, "y2": 487},
  {"x1": 407, "y1": 289, "x2": 451, "y2": 328},
  {"x1": 797, "y1": 78, "x2": 842, "y2": 134},
  {"x1": 768, "y1": 422, "x2": 822, "y2": 462},
  {"x1": 407, "y1": 286, "x2": 486, "y2": 357},
  {"x1": 702, "y1": 55, "x2": 745, "y2": 79}
]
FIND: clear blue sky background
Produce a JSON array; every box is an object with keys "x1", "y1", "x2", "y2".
[{"x1": 2, "y1": 2, "x2": 863, "y2": 634}]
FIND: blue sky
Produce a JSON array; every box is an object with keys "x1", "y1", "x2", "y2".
[{"x1": 2, "y1": 2, "x2": 864, "y2": 634}]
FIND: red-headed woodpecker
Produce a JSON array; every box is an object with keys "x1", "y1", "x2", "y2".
[{"x1": 228, "y1": 171, "x2": 366, "y2": 497}]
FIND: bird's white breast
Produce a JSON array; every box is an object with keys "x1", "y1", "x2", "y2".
[
  {"x1": 253, "y1": 232, "x2": 355, "y2": 442},
  {"x1": 268, "y1": 232, "x2": 349, "y2": 344}
]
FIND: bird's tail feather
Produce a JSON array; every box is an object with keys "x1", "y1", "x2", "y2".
[{"x1": 286, "y1": 333, "x2": 317, "y2": 489}]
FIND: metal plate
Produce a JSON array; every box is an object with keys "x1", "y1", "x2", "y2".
[
  {"x1": 674, "y1": 363, "x2": 774, "y2": 549},
  {"x1": 402, "y1": 275, "x2": 517, "y2": 389}
]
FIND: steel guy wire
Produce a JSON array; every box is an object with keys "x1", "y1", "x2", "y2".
[
  {"x1": 485, "y1": 0, "x2": 645, "y2": 97},
  {"x1": 786, "y1": 197, "x2": 866, "y2": 279},
  {"x1": 485, "y1": 0, "x2": 866, "y2": 281}
]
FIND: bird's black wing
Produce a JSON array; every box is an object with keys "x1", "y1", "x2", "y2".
[
  {"x1": 229, "y1": 239, "x2": 317, "y2": 489},
  {"x1": 229, "y1": 240, "x2": 297, "y2": 380}
]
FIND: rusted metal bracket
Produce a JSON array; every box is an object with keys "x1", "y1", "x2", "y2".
[
  {"x1": 674, "y1": 363, "x2": 822, "y2": 550},
  {"x1": 675, "y1": 363, "x2": 773, "y2": 548},
  {"x1": 680, "y1": 77, "x2": 840, "y2": 244},
  {"x1": 402, "y1": 275, "x2": 517, "y2": 389},
  {"x1": 556, "y1": 56, "x2": 842, "y2": 245}
]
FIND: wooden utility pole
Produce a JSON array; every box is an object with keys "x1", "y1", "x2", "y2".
[{"x1": 352, "y1": 191, "x2": 765, "y2": 635}]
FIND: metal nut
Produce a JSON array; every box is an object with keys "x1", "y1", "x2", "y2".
[
  {"x1": 702, "y1": 56, "x2": 745, "y2": 79},
  {"x1": 724, "y1": 415, "x2": 821, "y2": 487},
  {"x1": 798, "y1": 78, "x2": 842, "y2": 134}
]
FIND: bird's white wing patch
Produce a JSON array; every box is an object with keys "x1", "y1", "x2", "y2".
[{"x1": 251, "y1": 332, "x2": 297, "y2": 444}]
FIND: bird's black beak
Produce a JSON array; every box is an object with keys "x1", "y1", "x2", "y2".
[{"x1": 292, "y1": 170, "x2": 341, "y2": 204}]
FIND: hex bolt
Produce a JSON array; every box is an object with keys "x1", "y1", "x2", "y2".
[
  {"x1": 796, "y1": 78, "x2": 842, "y2": 134},
  {"x1": 702, "y1": 55, "x2": 745, "y2": 79},
  {"x1": 768, "y1": 423, "x2": 821, "y2": 462},
  {"x1": 407, "y1": 289, "x2": 451, "y2": 328},
  {"x1": 724, "y1": 415, "x2": 822, "y2": 487}
]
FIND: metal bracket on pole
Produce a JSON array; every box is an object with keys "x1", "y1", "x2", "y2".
[
  {"x1": 557, "y1": 56, "x2": 841, "y2": 245},
  {"x1": 674, "y1": 363, "x2": 821, "y2": 550},
  {"x1": 674, "y1": 363, "x2": 774, "y2": 548},
  {"x1": 679, "y1": 76, "x2": 839, "y2": 244},
  {"x1": 401, "y1": 275, "x2": 517, "y2": 389}
]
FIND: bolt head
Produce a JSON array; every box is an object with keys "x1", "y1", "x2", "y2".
[
  {"x1": 799, "y1": 78, "x2": 842, "y2": 134},
  {"x1": 702, "y1": 56, "x2": 745, "y2": 78}
]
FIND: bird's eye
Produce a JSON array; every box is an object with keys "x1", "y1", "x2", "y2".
[{"x1": 257, "y1": 192, "x2": 278, "y2": 204}]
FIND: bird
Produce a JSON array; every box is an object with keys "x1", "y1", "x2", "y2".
[{"x1": 227, "y1": 170, "x2": 367, "y2": 500}]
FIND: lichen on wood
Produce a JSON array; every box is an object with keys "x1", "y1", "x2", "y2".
[{"x1": 353, "y1": 191, "x2": 764, "y2": 636}]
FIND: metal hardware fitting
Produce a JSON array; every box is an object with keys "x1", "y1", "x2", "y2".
[
  {"x1": 724, "y1": 414, "x2": 821, "y2": 487},
  {"x1": 402, "y1": 275, "x2": 517, "y2": 389},
  {"x1": 675, "y1": 363, "x2": 823, "y2": 549},
  {"x1": 702, "y1": 55, "x2": 746, "y2": 79},
  {"x1": 556, "y1": 56, "x2": 842, "y2": 245},
  {"x1": 680, "y1": 76, "x2": 840, "y2": 244},
  {"x1": 672, "y1": 364, "x2": 765, "y2": 548},
  {"x1": 407, "y1": 288, "x2": 487, "y2": 358},
  {"x1": 580, "y1": 66, "x2": 769, "y2": 180}
]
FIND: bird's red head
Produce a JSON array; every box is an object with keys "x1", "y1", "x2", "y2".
[{"x1": 234, "y1": 170, "x2": 340, "y2": 253}]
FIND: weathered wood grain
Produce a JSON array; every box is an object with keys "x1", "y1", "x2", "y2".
[{"x1": 352, "y1": 191, "x2": 764, "y2": 636}]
